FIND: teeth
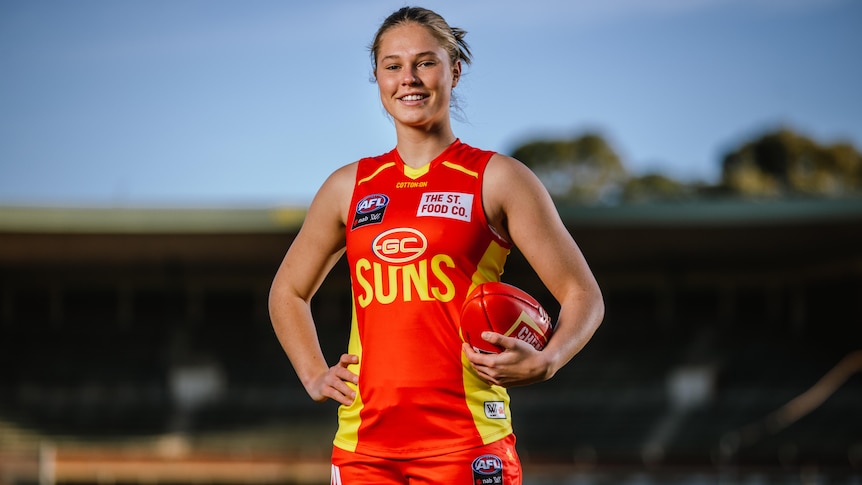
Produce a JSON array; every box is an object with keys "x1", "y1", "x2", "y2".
[{"x1": 401, "y1": 95, "x2": 424, "y2": 101}]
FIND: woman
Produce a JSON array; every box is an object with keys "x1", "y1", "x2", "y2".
[{"x1": 269, "y1": 6, "x2": 604, "y2": 484}]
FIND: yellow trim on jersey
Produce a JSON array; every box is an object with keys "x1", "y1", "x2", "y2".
[
  {"x1": 333, "y1": 302, "x2": 364, "y2": 452},
  {"x1": 403, "y1": 163, "x2": 430, "y2": 180},
  {"x1": 442, "y1": 161, "x2": 479, "y2": 179},
  {"x1": 461, "y1": 352, "x2": 513, "y2": 443},
  {"x1": 462, "y1": 240, "x2": 513, "y2": 442},
  {"x1": 467, "y1": 240, "x2": 510, "y2": 296},
  {"x1": 358, "y1": 162, "x2": 396, "y2": 185}
]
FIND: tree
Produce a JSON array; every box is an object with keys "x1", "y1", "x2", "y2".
[
  {"x1": 510, "y1": 133, "x2": 627, "y2": 204},
  {"x1": 621, "y1": 173, "x2": 692, "y2": 203},
  {"x1": 721, "y1": 128, "x2": 862, "y2": 197}
]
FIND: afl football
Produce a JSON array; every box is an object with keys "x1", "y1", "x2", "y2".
[{"x1": 460, "y1": 282, "x2": 554, "y2": 354}]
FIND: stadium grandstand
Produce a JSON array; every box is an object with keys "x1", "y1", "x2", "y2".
[{"x1": 1, "y1": 198, "x2": 860, "y2": 485}]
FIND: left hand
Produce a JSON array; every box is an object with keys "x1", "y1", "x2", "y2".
[{"x1": 462, "y1": 331, "x2": 554, "y2": 387}]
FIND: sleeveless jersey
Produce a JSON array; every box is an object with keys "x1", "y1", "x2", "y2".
[{"x1": 336, "y1": 140, "x2": 514, "y2": 458}]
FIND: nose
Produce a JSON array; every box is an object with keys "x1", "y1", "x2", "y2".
[{"x1": 402, "y1": 66, "x2": 420, "y2": 85}]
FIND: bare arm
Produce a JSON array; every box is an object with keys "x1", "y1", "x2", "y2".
[
  {"x1": 268, "y1": 163, "x2": 359, "y2": 405},
  {"x1": 464, "y1": 154, "x2": 605, "y2": 387}
]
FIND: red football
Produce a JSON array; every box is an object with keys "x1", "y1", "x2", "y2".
[{"x1": 459, "y1": 282, "x2": 554, "y2": 354}]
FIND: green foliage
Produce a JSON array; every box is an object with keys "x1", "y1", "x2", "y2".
[
  {"x1": 721, "y1": 129, "x2": 862, "y2": 197},
  {"x1": 621, "y1": 173, "x2": 691, "y2": 203},
  {"x1": 510, "y1": 133, "x2": 627, "y2": 203},
  {"x1": 508, "y1": 127, "x2": 862, "y2": 204}
]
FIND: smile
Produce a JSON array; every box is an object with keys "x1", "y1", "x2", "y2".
[{"x1": 400, "y1": 94, "x2": 428, "y2": 101}]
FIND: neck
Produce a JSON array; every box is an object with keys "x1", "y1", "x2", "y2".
[{"x1": 394, "y1": 124, "x2": 457, "y2": 168}]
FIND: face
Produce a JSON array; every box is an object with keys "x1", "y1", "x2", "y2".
[{"x1": 374, "y1": 23, "x2": 461, "y2": 131}]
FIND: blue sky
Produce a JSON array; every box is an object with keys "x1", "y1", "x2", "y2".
[{"x1": 1, "y1": 0, "x2": 860, "y2": 207}]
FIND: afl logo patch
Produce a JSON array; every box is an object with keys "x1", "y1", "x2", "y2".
[
  {"x1": 472, "y1": 454, "x2": 504, "y2": 483},
  {"x1": 352, "y1": 193, "x2": 389, "y2": 229}
]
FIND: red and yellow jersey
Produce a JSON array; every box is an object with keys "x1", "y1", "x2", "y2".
[{"x1": 336, "y1": 140, "x2": 513, "y2": 458}]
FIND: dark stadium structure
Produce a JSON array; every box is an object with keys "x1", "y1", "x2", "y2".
[{"x1": 1, "y1": 199, "x2": 860, "y2": 483}]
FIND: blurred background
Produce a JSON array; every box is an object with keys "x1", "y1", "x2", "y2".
[{"x1": 1, "y1": 1, "x2": 861, "y2": 484}]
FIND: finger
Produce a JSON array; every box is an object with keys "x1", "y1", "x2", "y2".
[
  {"x1": 334, "y1": 365, "x2": 359, "y2": 385},
  {"x1": 482, "y1": 331, "x2": 518, "y2": 351},
  {"x1": 326, "y1": 373, "x2": 357, "y2": 405},
  {"x1": 462, "y1": 342, "x2": 483, "y2": 364},
  {"x1": 323, "y1": 385, "x2": 355, "y2": 406},
  {"x1": 485, "y1": 332, "x2": 537, "y2": 356},
  {"x1": 473, "y1": 366, "x2": 501, "y2": 387},
  {"x1": 463, "y1": 343, "x2": 502, "y2": 385},
  {"x1": 335, "y1": 354, "x2": 360, "y2": 384},
  {"x1": 463, "y1": 343, "x2": 500, "y2": 371}
]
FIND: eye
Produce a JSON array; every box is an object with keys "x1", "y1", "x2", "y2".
[
  {"x1": 418, "y1": 60, "x2": 436, "y2": 69},
  {"x1": 380, "y1": 61, "x2": 401, "y2": 71}
]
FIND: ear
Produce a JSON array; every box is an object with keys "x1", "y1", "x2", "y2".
[{"x1": 451, "y1": 59, "x2": 462, "y2": 88}]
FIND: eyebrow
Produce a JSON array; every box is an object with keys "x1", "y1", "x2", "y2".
[{"x1": 379, "y1": 51, "x2": 441, "y2": 63}]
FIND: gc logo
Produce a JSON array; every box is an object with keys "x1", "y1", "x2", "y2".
[{"x1": 372, "y1": 228, "x2": 428, "y2": 263}]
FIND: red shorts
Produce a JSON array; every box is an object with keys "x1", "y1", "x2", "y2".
[{"x1": 330, "y1": 434, "x2": 522, "y2": 485}]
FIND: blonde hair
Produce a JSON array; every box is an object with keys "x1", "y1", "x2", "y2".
[{"x1": 370, "y1": 6, "x2": 472, "y2": 73}]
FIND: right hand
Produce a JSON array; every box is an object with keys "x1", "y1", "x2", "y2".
[{"x1": 307, "y1": 353, "x2": 359, "y2": 406}]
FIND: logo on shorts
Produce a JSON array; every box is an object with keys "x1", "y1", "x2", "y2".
[
  {"x1": 484, "y1": 401, "x2": 507, "y2": 419},
  {"x1": 472, "y1": 454, "x2": 504, "y2": 484},
  {"x1": 352, "y1": 193, "x2": 389, "y2": 229},
  {"x1": 330, "y1": 464, "x2": 342, "y2": 485}
]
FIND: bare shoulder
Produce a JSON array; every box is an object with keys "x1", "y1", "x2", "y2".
[
  {"x1": 486, "y1": 153, "x2": 535, "y2": 178},
  {"x1": 485, "y1": 153, "x2": 548, "y2": 200},
  {"x1": 310, "y1": 162, "x2": 358, "y2": 226},
  {"x1": 483, "y1": 153, "x2": 554, "y2": 236},
  {"x1": 320, "y1": 162, "x2": 358, "y2": 195}
]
